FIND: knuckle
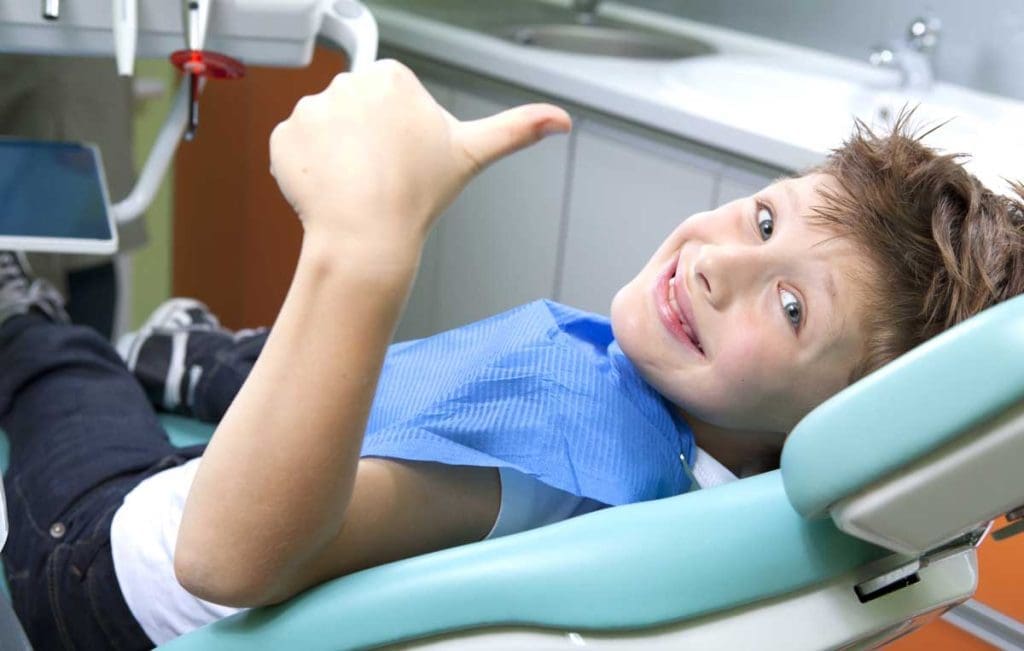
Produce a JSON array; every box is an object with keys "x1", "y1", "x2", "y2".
[
  {"x1": 293, "y1": 95, "x2": 316, "y2": 114},
  {"x1": 291, "y1": 95, "x2": 326, "y2": 124},
  {"x1": 268, "y1": 122, "x2": 285, "y2": 149},
  {"x1": 326, "y1": 72, "x2": 350, "y2": 92},
  {"x1": 377, "y1": 58, "x2": 411, "y2": 83}
]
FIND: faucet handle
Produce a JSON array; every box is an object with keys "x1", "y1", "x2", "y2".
[
  {"x1": 572, "y1": 0, "x2": 599, "y2": 25},
  {"x1": 869, "y1": 45, "x2": 895, "y2": 67},
  {"x1": 907, "y1": 16, "x2": 941, "y2": 51}
]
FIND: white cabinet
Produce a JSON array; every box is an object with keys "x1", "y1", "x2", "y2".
[
  {"x1": 394, "y1": 79, "x2": 453, "y2": 342},
  {"x1": 395, "y1": 80, "x2": 572, "y2": 340},
  {"x1": 393, "y1": 58, "x2": 787, "y2": 338},
  {"x1": 433, "y1": 90, "x2": 571, "y2": 332},
  {"x1": 716, "y1": 165, "x2": 778, "y2": 205},
  {"x1": 556, "y1": 121, "x2": 719, "y2": 315}
]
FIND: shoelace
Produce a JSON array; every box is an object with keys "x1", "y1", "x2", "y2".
[{"x1": 0, "y1": 252, "x2": 29, "y2": 288}]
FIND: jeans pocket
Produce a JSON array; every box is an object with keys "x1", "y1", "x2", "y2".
[
  {"x1": 11, "y1": 474, "x2": 55, "y2": 540},
  {"x1": 77, "y1": 500, "x2": 153, "y2": 651}
]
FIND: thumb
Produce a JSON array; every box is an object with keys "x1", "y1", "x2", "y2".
[{"x1": 453, "y1": 103, "x2": 572, "y2": 173}]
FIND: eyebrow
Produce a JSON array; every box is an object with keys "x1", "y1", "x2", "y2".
[
  {"x1": 779, "y1": 181, "x2": 800, "y2": 216},
  {"x1": 818, "y1": 270, "x2": 842, "y2": 341}
]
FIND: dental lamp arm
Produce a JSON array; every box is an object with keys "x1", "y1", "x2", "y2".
[
  {"x1": 111, "y1": 77, "x2": 191, "y2": 225},
  {"x1": 318, "y1": 0, "x2": 378, "y2": 71},
  {"x1": 111, "y1": 0, "x2": 377, "y2": 226}
]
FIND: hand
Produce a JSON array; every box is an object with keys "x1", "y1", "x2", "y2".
[{"x1": 269, "y1": 60, "x2": 572, "y2": 249}]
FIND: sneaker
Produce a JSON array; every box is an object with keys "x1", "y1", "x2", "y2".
[
  {"x1": 0, "y1": 250, "x2": 69, "y2": 325},
  {"x1": 117, "y1": 298, "x2": 233, "y2": 413}
]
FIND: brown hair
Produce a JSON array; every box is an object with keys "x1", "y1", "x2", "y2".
[{"x1": 810, "y1": 109, "x2": 1024, "y2": 383}]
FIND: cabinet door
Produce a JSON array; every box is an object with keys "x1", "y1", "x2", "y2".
[
  {"x1": 558, "y1": 122, "x2": 718, "y2": 315},
  {"x1": 428, "y1": 88, "x2": 571, "y2": 333},
  {"x1": 716, "y1": 165, "x2": 779, "y2": 205}
]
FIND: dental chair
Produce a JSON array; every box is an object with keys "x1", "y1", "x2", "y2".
[{"x1": 2, "y1": 293, "x2": 1023, "y2": 650}]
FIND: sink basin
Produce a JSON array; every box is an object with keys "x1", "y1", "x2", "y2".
[
  {"x1": 659, "y1": 55, "x2": 1021, "y2": 189},
  {"x1": 368, "y1": 0, "x2": 714, "y2": 60},
  {"x1": 493, "y1": 24, "x2": 715, "y2": 59}
]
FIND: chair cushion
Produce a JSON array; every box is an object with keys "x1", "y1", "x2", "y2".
[
  {"x1": 159, "y1": 471, "x2": 886, "y2": 650},
  {"x1": 159, "y1": 414, "x2": 217, "y2": 448},
  {"x1": 782, "y1": 294, "x2": 1024, "y2": 518}
]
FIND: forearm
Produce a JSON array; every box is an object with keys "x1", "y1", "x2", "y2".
[
  {"x1": 173, "y1": 61, "x2": 570, "y2": 605},
  {"x1": 176, "y1": 232, "x2": 419, "y2": 602}
]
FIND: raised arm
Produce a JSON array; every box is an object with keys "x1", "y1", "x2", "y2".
[{"x1": 174, "y1": 60, "x2": 571, "y2": 607}]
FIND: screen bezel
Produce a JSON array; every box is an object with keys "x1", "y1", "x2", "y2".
[{"x1": 0, "y1": 138, "x2": 119, "y2": 255}]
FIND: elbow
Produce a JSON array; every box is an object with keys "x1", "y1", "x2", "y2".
[{"x1": 174, "y1": 540, "x2": 280, "y2": 609}]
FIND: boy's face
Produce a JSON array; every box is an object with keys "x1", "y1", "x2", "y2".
[{"x1": 611, "y1": 173, "x2": 871, "y2": 433}]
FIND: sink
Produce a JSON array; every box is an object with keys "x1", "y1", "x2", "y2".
[
  {"x1": 664, "y1": 57, "x2": 877, "y2": 118},
  {"x1": 493, "y1": 24, "x2": 714, "y2": 59},
  {"x1": 659, "y1": 55, "x2": 1013, "y2": 178},
  {"x1": 368, "y1": 0, "x2": 715, "y2": 60}
]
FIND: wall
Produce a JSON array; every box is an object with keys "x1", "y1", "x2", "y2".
[{"x1": 619, "y1": 0, "x2": 1024, "y2": 100}]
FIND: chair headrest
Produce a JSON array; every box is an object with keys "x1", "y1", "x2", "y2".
[{"x1": 781, "y1": 293, "x2": 1024, "y2": 519}]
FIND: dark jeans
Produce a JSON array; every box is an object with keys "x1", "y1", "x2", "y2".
[
  {"x1": 0, "y1": 314, "x2": 264, "y2": 649},
  {"x1": 66, "y1": 262, "x2": 117, "y2": 341},
  {"x1": 188, "y1": 329, "x2": 265, "y2": 424}
]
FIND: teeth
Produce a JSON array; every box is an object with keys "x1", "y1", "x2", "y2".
[
  {"x1": 668, "y1": 274, "x2": 702, "y2": 354},
  {"x1": 667, "y1": 277, "x2": 683, "y2": 323}
]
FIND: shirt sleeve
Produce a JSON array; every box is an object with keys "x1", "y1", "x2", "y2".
[{"x1": 484, "y1": 466, "x2": 607, "y2": 540}]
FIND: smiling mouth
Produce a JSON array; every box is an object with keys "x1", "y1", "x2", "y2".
[{"x1": 667, "y1": 273, "x2": 704, "y2": 354}]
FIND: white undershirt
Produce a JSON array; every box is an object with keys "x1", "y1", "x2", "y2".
[{"x1": 110, "y1": 447, "x2": 736, "y2": 645}]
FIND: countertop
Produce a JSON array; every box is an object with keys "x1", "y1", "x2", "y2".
[{"x1": 366, "y1": 0, "x2": 1023, "y2": 193}]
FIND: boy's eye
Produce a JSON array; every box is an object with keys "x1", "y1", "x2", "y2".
[
  {"x1": 756, "y1": 204, "x2": 774, "y2": 240},
  {"x1": 780, "y1": 289, "x2": 802, "y2": 329}
]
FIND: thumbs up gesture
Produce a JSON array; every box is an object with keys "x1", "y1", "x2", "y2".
[{"x1": 269, "y1": 60, "x2": 571, "y2": 251}]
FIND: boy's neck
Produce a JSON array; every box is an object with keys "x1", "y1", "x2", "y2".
[{"x1": 679, "y1": 410, "x2": 786, "y2": 478}]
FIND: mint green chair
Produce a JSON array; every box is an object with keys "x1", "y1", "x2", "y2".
[{"x1": 4, "y1": 294, "x2": 1024, "y2": 649}]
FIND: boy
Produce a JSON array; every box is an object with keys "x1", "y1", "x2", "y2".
[{"x1": 1, "y1": 61, "x2": 1021, "y2": 649}]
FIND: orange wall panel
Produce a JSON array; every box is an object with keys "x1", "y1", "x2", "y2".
[
  {"x1": 886, "y1": 515, "x2": 1024, "y2": 649},
  {"x1": 173, "y1": 47, "x2": 349, "y2": 329}
]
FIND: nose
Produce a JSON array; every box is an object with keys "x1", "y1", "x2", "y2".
[{"x1": 692, "y1": 243, "x2": 764, "y2": 309}]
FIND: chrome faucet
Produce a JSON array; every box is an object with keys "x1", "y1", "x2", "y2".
[
  {"x1": 572, "y1": 0, "x2": 599, "y2": 25},
  {"x1": 42, "y1": 0, "x2": 59, "y2": 20},
  {"x1": 870, "y1": 16, "x2": 942, "y2": 92}
]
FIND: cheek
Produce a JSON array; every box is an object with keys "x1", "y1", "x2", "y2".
[
  {"x1": 611, "y1": 280, "x2": 656, "y2": 369},
  {"x1": 693, "y1": 328, "x2": 788, "y2": 426},
  {"x1": 611, "y1": 279, "x2": 640, "y2": 336},
  {"x1": 708, "y1": 331, "x2": 766, "y2": 400},
  {"x1": 789, "y1": 353, "x2": 852, "y2": 416}
]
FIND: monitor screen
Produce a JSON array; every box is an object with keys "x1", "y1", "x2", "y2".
[{"x1": 0, "y1": 139, "x2": 114, "y2": 241}]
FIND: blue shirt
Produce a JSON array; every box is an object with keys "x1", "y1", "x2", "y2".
[{"x1": 361, "y1": 300, "x2": 696, "y2": 506}]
